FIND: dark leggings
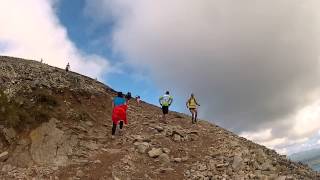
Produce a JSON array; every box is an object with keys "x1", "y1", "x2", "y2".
[{"x1": 112, "y1": 121, "x2": 124, "y2": 135}]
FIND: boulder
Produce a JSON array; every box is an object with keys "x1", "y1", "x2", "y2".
[
  {"x1": 29, "y1": 118, "x2": 77, "y2": 166},
  {"x1": 232, "y1": 155, "x2": 243, "y2": 170}
]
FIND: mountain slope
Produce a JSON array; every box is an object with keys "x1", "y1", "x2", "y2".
[{"x1": 0, "y1": 56, "x2": 319, "y2": 179}]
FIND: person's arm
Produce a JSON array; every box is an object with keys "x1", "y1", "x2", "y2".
[
  {"x1": 159, "y1": 96, "x2": 163, "y2": 105},
  {"x1": 169, "y1": 97, "x2": 173, "y2": 106},
  {"x1": 195, "y1": 98, "x2": 200, "y2": 106}
]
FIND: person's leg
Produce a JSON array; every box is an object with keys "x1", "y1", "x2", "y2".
[
  {"x1": 190, "y1": 109, "x2": 195, "y2": 123},
  {"x1": 119, "y1": 121, "x2": 124, "y2": 129},
  {"x1": 194, "y1": 109, "x2": 198, "y2": 122},
  {"x1": 161, "y1": 106, "x2": 166, "y2": 122},
  {"x1": 163, "y1": 106, "x2": 169, "y2": 123},
  {"x1": 112, "y1": 123, "x2": 117, "y2": 135}
]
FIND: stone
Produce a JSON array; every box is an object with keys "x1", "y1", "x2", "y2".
[
  {"x1": 1, "y1": 164, "x2": 14, "y2": 172},
  {"x1": 148, "y1": 148, "x2": 163, "y2": 158},
  {"x1": 261, "y1": 162, "x2": 273, "y2": 171},
  {"x1": 154, "y1": 126, "x2": 164, "y2": 132},
  {"x1": 158, "y1": 153, "x2": 170, "y2": 164},
  {"x1": 232, "y1": 155, "x2": 243, "y2": 170},
  {"x1": 173, "y1": 158, "x2": 182, "y2": 163},
  {"x1": 173, "y1": 134, "x2": 181, "y2": 142},
  {"x1": 76, "y1": 170, "x2": 84, "y2": 177},
  {"x1": 85, "y1": 121, "x2": 94, "y2": 127},
  {"x1": 136, "y1": 142, "x2": 150, "y2": 154},
  {"x1": 29, "y1": 118, "x2": 77, "y2": 166},
  {"x1": 0, "y1": 151, "x2": 9, "y2": 162},
  {"x1": 93, "y1": 160, "x2": 102, "y2": 164},
  {"x1": 2, "y1": 128, "x2": 16, "y2": 144},
  {"x1": 162, "y1": 148, "x2": 171, "y2": 154}
]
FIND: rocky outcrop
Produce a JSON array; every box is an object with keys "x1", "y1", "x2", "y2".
[{"x1": 29, "y1": 118, "x2": 77, "y2": 167}]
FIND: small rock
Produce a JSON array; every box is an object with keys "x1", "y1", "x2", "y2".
[
  {"x1": 148, "y1": 148, "x2": 163, "y2": 158},
  {"x1": 2, "y1": 128, "x2": 16, "y2": 143},
  {"x1": 173, "y1": 134, "x2": 181, "y2": 142},
  {"x1": 162, "y1": 148, "x2": 171, "y2": 154},
  {"x1": 154, "y1": 126, "x2": 164, "y2": 132},
  {"x1": 158, "y1": 153, "x2": 170, "y2": 164},
  {"x1": 93, "y1": 160, "x2": 102, "y2": 164},
  {"x1": 173, "y1": 158, "x2": 182, "y2": 163},
  {"x1": 76, "y1": 170, "x2": 84, "y2": 177},
  {"x1": 0, "y1": 151, "x2": 9, "y2": 162},
  {"x1": 136, "y1": 142, "x2": 150, "y2": 154},
  {"x1": 85, "y1": 121, "x2": 94, "y2": 127},
  {"x1": 159, "y1": 167, "x2": 174, "y2": 173}
]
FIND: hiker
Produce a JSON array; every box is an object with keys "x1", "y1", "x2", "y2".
[
  {"x1": 136, "y1": 96, "x2": 141, "y2": 105},
  {"x1": 111, "y1": 92, "x2": 128, "y2": 137},
  {"x1": 159, "y1": 91, "x2": 173, "y2": 123},
  {"x1": 65, "y1": 62, "x2": 70, "y2": 72},
  {"x1": 125, "y1": 92, "x2": 132, "y2": 103},
  {"x1": 186, "y1": 93, "x2": 200, "y2": 123}
]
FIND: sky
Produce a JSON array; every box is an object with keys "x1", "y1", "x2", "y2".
[{"x1": 1, "y1": 0, "x2": 320, "y2": 155}]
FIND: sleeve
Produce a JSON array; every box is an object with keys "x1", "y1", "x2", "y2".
[
  {"x1": 169, "y1": 96, "x2": 173, "y2": 104},
  {"x1": 159, "y1": 96, "x2": 163, "y2": 105}
]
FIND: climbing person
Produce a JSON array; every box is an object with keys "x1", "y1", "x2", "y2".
[
  {"x1": 159, "y1": 91, "x2": 173, "y2": 123},
  {"x1": 65, "y1": 62, "x2": 70, "y2": 72},
  {"x1": 111, "y1": 92, "x2": 128, "y2": 138},
  {"x1": 125, "y1": 92, "x2": 132, "y2": 102},
  {"x1": 136, "y1": 96, "x2": 141, "y2": 105},
  {"x1": 186, "y1": 93, "x2": 200, "y2": 123}
]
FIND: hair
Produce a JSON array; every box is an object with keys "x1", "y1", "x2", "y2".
[
  {"x1": 117, "y1": 92, "x2": 123, "y2": 97},
  {"x1": 166, "y1": 91, "x2": 170, "y2": 95}
]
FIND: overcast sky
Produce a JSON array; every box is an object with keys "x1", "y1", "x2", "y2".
[{"x1": 1, "y1": 0, "x2": 320, "y2": 155}]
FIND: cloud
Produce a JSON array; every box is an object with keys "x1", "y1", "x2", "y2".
[
  {"x1": 85, "y1": 0, "x2": 320, "y2": 154},
  {"x1": 0, "y1": 0, "x2": 110, "y2": 78}
]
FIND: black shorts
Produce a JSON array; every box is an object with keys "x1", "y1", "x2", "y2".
[
  {"x1": 162, "y1": 106, "x2": 169, "y2": 114},
  {"x1": 189, "y1": 108, "x2": 196, "y2": 111}
]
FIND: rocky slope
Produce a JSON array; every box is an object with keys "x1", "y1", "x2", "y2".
[{"x1": 0, "y1": 56, "x2": 319, "y2": 180}]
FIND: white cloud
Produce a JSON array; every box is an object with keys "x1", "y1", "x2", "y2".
[
  {"x1": 85, "y1": 0, "x2": 320, "y2": 154},
  {"x1": 0, "y1": 0, "x2": 110, "y2": 78}
]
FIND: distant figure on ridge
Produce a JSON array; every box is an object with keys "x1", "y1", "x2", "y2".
[
  {"x1": 65, "y1": 62, "x2": 70, "y2": 72},
  {"x1": 40, "y1": 58, "x2": 43, "y2": 63},
  {"x1": 159, "y1": 91, "x2": 173, "y2": 123},
  {"x1": 136, "y1": 96, "x2": 141, "y2": 105},
  {"x1": 186, "y1": 93, "x2": 200, "y2": 123},
  {"x1": 111, "y1": 92, "x2": 128, "y2": 138}
]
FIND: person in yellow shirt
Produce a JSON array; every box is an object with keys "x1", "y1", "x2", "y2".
[{"x1": 186, "y1": 93, "x2": 200, "y2": 124}]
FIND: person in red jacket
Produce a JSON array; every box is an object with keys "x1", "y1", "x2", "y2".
[{"x1": 111, "y1": 92, "x2": 128, "y2": 137}]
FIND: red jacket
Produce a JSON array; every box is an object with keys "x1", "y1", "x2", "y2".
[{"x1": 112, "y1": 104, "x2": 128, "y2": 125}]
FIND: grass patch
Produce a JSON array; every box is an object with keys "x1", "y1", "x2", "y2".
[{"x1": 0, "y1": 89, "x2": 59, "y2": 130}]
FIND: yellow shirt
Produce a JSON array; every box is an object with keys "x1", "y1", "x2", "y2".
[{"x1": 188, "y1": 98, "x2": 197, "y2": 109}]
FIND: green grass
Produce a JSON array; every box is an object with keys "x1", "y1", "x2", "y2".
[{"x1": 0, "y1": 90, "x2": 59, "y2": 129}]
